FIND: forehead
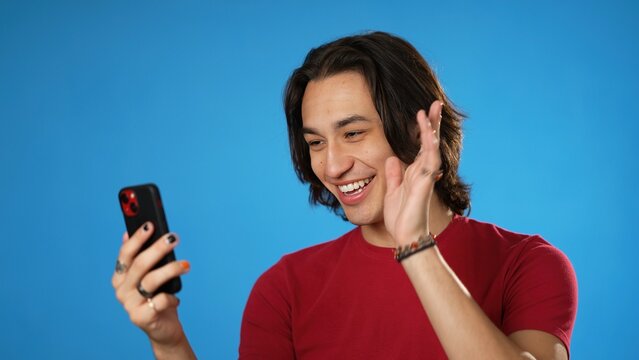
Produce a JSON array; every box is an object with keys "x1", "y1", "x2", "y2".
[{"x1": 301, "y1": 71, "x2": 380, "y2": 129}]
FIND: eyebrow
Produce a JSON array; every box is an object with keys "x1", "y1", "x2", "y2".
[{"x1": 302, "y1": 115, "x2": 371, "y2": 135}]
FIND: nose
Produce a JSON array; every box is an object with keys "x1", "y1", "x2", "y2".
[{"x1": 324, "y1": 141, "x2": 353, "y2": 180}]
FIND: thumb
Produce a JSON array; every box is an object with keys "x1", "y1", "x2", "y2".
[{"x1": 385, "y1": 156, "x2": 403, "y2": 194}]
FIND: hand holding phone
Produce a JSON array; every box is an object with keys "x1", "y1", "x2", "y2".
[{"x1": 112, "y1": 184, "x2": 194, "y2": 357}]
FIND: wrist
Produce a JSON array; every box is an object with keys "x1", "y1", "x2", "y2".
[
  {"x1": 394, "y1": 233, "x2": 436, "y2": 262},
  {"x1": 399, "y1": 242, "x2": 440, "y2": 271},
  {"x1": 150, "y1": 331, "x2": 196, "y2": 360},
  {"x1": 394, "y1": 227, "x2": 432, "y2": 247}
]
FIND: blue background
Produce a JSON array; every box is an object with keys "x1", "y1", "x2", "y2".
[{"x1": 1, "y1": 0, "x2": 637, "y2": 358}]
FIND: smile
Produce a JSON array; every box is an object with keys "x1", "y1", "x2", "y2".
[{"x1": 338, "y1": 177, "x2": 373, "y2": 195}]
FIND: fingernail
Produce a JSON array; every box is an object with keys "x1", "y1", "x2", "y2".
[
  {"x1": 166, "y1": 234, "x2": 177, "y2": 244},
  {"x1": 180, "y1": 260, "x2": 191, "y2": 271},
  {"x1": 143, "y1": 222, "x2": 149, "y2": 231}
]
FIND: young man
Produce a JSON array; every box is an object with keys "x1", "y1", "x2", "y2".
[
  {"x1": 112, "y1": 32, "x2": 577, "y2": 360},
  {"x1": 239, "y1": 32, "x2": 577, "y2": 359}
]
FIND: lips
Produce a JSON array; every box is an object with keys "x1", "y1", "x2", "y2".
[{"x1": 335, "y1": 176, "x2": 375, "y2": 206}]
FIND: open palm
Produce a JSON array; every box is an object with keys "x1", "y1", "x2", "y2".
[{"x1": 384, "y1": 101, "x2": 443, "y2": 246}]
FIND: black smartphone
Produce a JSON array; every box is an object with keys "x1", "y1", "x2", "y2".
[{"x1": 118, "y1": 183, "x2": 181, "y2": 294}]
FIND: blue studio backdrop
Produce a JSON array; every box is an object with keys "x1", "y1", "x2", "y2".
[{"x1": 1, "y1": 1, "x2": 637, "y2": 358}]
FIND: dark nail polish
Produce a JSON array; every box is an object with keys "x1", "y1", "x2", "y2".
[
  {"x1": 143, "y1": 223, "x2": 149, "y2": 231},
  {"x1": 167, "y1": 234, "x2": 177, "y2": 244}
]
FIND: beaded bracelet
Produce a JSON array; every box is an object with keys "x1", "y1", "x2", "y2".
[{"x1": 393, "y1": 233, "x2": 437, "y2": 262}]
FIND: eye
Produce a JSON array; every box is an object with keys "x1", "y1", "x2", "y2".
[
  {"x1": 305, "y1": 138, "x2": 325, "y2": 150},
  {"x1": 344, "y1": 130, "x2": 364, "y2": 139}
]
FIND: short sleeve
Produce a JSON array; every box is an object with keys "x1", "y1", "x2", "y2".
[
  {"x1": 239, "y1": 259, "x2": 295, "y2": 359},
  {"x1": 501, "y1": 237, "x2": 578, "y2": 352}
]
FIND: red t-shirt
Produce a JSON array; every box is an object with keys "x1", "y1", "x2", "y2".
[{"x1": 240, "y1": 216, "x2": 577, "y2": 359}]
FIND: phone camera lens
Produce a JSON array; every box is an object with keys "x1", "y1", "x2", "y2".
[
  {"x1": 130, "y1": 202, "x2": 138, "y2": 213},
  {"x1": 120, "y1": 193, "x2": 129, "y2": 204}
]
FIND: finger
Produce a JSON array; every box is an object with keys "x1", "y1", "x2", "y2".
[
  {"x1": 139, "y1": 260, "x2": 190, "y2": 295},
  {"x1": 125, "y1": 296, "x2": 164, "y2": 328},
  {"x1": 427, "y1": 101, "x2": 444, "y2": 172},
  {"x1": 385, "y1": 156, "x2": 404, "y2": 194},
  {"x1": 412, "y1": 108, "x2": 442, "y2": 182},
  {"x1": 113, "y1": 225, "x2": 152, "y2": 289},
  {"x1": 125, "y1": 233, "x2": 180, "y2": 287},
  {"x1": 428, "y1": 100, "x2": 444, "y2": 136},
  {"x1": 149, "y1": 293, "x2": 180, "y2": 313},
  {"x1": 132, "y1": 294, "x2": 180, "y2": 326},
  {"x1": 116, "y1": 222, "x2": 154, "y2": 274},
  {"x1": 416, "y1": 109, "x2": 435, "y2": 150}
]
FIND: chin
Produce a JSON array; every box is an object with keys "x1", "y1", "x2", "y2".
[{"x1": 342, "y1": 207, "x2": 383, "y2": 226}]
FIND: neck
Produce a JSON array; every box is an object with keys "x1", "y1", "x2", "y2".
[{"x1": 361, "y1": 194, "x2": 454, "y2": 248}]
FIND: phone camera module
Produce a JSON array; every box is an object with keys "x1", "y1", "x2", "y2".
[{"x1": 120, "y1": 189, "x2": 139, "y2": 217}]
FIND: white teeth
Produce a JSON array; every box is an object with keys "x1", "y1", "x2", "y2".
[{"x1": 338, "y1": 177, "x2": 372, "y2": 193}]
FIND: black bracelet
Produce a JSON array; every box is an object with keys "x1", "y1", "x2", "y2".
[{"x1": 394, "y1": 233, "x2": 437, "y2": 262}]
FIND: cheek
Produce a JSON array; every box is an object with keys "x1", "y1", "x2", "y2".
[
  {"x1": 363, "y1": 145, "x2": 394, "y2": 168},
  {"x1": 361, "y1": 132, "x2": 396, "y2": 166},
  {"x1": 310, "y1": 156, "x2": 324, "y2": 179}
]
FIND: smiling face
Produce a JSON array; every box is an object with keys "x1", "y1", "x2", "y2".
[{"x1": 301, "y1": 71, "x2": 398, "y2": 226}]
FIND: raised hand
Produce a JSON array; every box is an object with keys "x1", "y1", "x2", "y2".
[{"x1": 383, "y1": 101, "x2": 443, "y2": 246}]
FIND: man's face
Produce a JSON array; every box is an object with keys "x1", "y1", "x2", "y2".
[{"x1": 301, "y1": 71, "x2": 397, "y2": 226}]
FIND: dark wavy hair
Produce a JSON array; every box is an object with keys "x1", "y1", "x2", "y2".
[{"x1": 284, "y1": 31, "x2": 471, "y2": 217}]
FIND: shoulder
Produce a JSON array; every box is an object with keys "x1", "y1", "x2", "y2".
[
  {"x1": 469, "y1": 217, "x2": 573, "y2": 272},
  {"x1": 450, "y1": 216, "x2": 571, "y2": 262},
  {"x1": 456, "y1": 217, "x2": 578, "y2": 348},
  {"x1": 252, "y1": 227, "x2": 358, "y2": 292},
  {"x1": 240, "y1": 228, "x2": 360, "y2": 356},
  {"x1": 452, "y1": 216, "x2": 538, "y2": 247},
  {"x1": 281, "y1": 227, "x2": 355, "y2": 265},
  {"x1": 444, "y1": 216, "x2": 577, "y2": 301}
]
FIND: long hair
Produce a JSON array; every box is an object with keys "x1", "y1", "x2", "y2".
[{"x1": 284, "y1": 31, "x2": 471, "y2": 217}]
